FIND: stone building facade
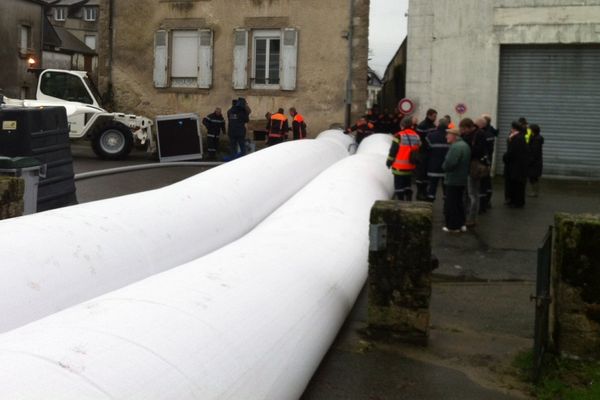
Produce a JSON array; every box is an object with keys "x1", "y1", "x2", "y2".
[
  {"x1": 97, "y1": 0, "x2": 370, "y2": 135},
  {"x1": 43, "y1": 0, "x2": 100, "y2": 79},
  {"x1": 406, "y1": 0, "x2": 600, "y2": 178},
  {"x1": 0, "y1": 0, "x2": 45, "y2": 99}
]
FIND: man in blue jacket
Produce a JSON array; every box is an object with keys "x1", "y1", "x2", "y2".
[
  {"x1": 227, "y1": 98, "x2": 251, "y2": 159},
  {"x1": 424, "y1": 117, "x2": 450, "y2": 202}
]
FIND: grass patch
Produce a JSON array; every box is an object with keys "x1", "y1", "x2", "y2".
[{"x1": 513, "y1": 350, "x2": 600, "y2": 399}]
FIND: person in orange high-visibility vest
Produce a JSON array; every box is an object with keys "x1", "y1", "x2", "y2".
[
  {"x1": 386, "y1": 116, "x2": 422, "y2": 201},
  {"x1": 267, "y1": 108, "x2": 289, "y2": 146},
  {"x1": 289, "y1": 107, "x2": 307, "y2": 140},
  {"x1": 445, "y1": 115, "x2": 456, "y2": 130}
]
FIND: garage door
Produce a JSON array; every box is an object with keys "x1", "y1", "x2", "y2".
[{"x1": 497, "y1": 45, "x2": 600, "y2": 178}]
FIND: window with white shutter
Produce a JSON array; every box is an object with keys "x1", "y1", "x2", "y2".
[
  {"x1": 197, "y1": 30, "x2": 213, "y2": 89},
  {"x1": 251, "y1": 30, "x2": 281, "y2": 89},
  {"x1": 233, "y1": 29, "x2": 249, "y2": 90},
  {"x1": 243, "y1": 28, "x2": 298, "y2": 91},
  {"x1": 153, "y1": 28, "x2": 214, "y2": 90},
  {"x1": 153, "y1": 30, "x2": 168, "y2": 88},
  {"x1": 171, "y1": 30, "x2": 199, "y2": 88},
  {"x1": 280, "y1": 28, "x2": 298, "y2": 91}
]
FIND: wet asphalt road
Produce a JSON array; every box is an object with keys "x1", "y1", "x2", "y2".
[
  {"x1": 71, "y1": 144, "x2": 212, "y2": 203},
  {"x1": 72, "y1": 144, "x2": 600, "y2": 399}
]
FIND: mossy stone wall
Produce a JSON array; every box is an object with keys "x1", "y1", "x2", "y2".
[
  {"x1": 367, "y1": 201, "x2": 434, "y2": 345},
  {"x1": 554, "y1": 213, "x2": 600, "y2": 359},
  {"x1": 0, "y1": 177, "x2": 24, "y2": 220}
]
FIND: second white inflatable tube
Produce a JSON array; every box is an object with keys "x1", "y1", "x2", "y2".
[{"x1": 0, "y1": 130, "x2": 354, "y2": 333}]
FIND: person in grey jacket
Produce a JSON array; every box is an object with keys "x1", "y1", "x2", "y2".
[{"x1": 442, "y1": 127, "x2": 471, "y2": 233}]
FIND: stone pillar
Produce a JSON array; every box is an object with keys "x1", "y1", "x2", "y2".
[
  {"x1": 0, "y1": 177, "x2": 24, "y2": 220},
  {"x1": 351, "y1": 0, "x2": 370, "y2": 122},
  {"x1": 367, "y1": 201, "x2": 435, "y2": 345},
  {"x1": 96, "y1": 0, "x2": 112, "y2": 105},
  {"x1": 553, "y1": 213, "x2": 600, "y2": 359}
]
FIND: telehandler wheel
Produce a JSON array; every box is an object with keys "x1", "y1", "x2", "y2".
[{"x1": 91, "y1": 122, "x2": 134, "y2": 160}]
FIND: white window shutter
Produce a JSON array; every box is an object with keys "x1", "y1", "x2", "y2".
[
  {"x1": 198, "y1": 29, "x2": 213, "y2": 89},
  {"x1": 153, "y1": 30, "x2": 168, "y2": 88},
  {"x1": 280, "y1": 28, "x2": 298, "y2": 91},
  {"x1": 232, "y1": 29, "x2": 249, "y2": 89}
]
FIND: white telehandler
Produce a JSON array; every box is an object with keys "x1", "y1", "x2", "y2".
[{"x1": 1, "y1": 69, "x2": 153, "y2": 160}]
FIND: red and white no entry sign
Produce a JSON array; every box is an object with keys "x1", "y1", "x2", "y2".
[
  {"x1": 455, "y1": 103, "x2": 468, "y2": 115},
  {"x1": 398, "y1": 98, "x2": 415, "y2": 115}
]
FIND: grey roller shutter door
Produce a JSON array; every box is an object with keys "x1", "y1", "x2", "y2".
[{"x1": 497, "y1": 45, "x2": 600, "y2": 178}]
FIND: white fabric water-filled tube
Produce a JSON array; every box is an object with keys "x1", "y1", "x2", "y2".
[
  {"x1": 0, "y1": 130, "x2": 354, "y2": 333},
  {"x1": 0, "y1": 134, "x2": 393, "y2": 399}
]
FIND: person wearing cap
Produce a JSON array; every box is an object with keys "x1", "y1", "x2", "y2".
[
  {"x1": 424, "y1": 117, "x2": 451, "y2": 202},
  {"x1": 442, "y1": 127, "x2": 471, "y2": 233}
]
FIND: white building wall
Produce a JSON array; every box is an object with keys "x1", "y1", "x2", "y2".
[{"x1": 406, "y1": 0, "x2": 600, "y2": 122}]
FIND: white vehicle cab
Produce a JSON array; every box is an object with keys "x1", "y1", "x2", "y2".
[{"x1": 1, "y1": 69, "x2": 153, "y2": 159}]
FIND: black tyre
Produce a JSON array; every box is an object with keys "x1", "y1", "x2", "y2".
[{"x1": 91, "y1": 122, "x2": 133, "y2": 160}]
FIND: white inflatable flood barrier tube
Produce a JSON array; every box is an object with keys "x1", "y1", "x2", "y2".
[
  {"x1": 0, "y1": 134, "x2": 393, "y2": 399},
  {"x1": 0, "y1": 130, "x2": 354, "y2": 333}
]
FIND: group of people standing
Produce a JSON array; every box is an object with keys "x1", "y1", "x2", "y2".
[
  {"x1": 201, "y1": 99, "x2": 307, "y2": 160},
  {"x1": 387, "y1": 109, "x2": 544, "y2": 233}
]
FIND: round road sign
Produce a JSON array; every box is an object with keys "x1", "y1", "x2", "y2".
[
  {"x1": 455, "y1": 103, "x2": 468, "y2": 115},
  {"x1": 398, "y1": 98, "x2": 415, "y2": 115}
]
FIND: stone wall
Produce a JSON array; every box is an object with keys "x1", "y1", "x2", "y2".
[
  {"x1": 0, "y1": 0, "x2": 44, "y2": 99},
  {"x1": 367, "y1": 201, "x2": 435, "y2": 345},
  {"x1": 553, "y1": 213, "x2": 600, "y2": 359},
  {"x1": 0, "y1": 177, "x2": 24, "y2": 220}
]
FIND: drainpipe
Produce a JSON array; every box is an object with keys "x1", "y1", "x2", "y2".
[
  {"x1": 345, "y1": 0, "x2": 355, "y2": 128},
  {"x1": 39, "y1": 4, "x2": 45, "y2": 69},
  {"x1": 105, "y1": 0, "x2": 114, "y2": 107}
]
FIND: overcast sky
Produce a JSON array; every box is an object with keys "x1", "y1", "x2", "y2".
[{"x1": 369, "y1": 0, "x2": 409, "y2": 77}]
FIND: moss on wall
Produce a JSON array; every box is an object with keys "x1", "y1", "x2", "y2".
[
  {"x1": 554, "y1": 213, "x2": 600, "y2": 359},
  {"x1": 0, "y1": 177, "x2": 24, "y2": 220},
  {"x1": 368, "y1": 201, "x2": 433, "y2": 344}
]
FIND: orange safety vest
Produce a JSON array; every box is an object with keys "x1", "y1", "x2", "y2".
[
  {"x1": 392, "y1": 128, "x2": 421, "y2": 172},
  {"x1": 269, "y1": 113, "x2": 288, "y2": 138},
  {"x1": 293, "y1": 114, "x2": 307, "y2": 139}
]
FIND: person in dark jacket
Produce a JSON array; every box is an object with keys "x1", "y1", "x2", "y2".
[
  {"x1": 227, "y1": 98, "x2": 251, "y2": 158},
  {"x1": 528, "y1": 124, "x2": 544, "y2": 197},
  {"x1": 442, "y1": 127, "x2": 471, "y2": 233},
  {"x1": 479, "y1": 114, "x2": 499, "y2": 212},
  {"x1": 267, "y1": 108, "x2": 289, "y2": 146},
  {"x1": 289, "y1": 107, "x2": 307, "y2": 140},
  {"x1": 346, "y1": 117, "x2": 375, "y2": 144},
  {"x1": 415, "y1": 109, "x2": 438, "y2": 200},
  {"x1": 424, "y1": 117, "x2": 450, "y2": 202},
  {"x1": 503, "y1": 121, "x2": 530, "y2": 208},
  {"x1": 202, "y1": 108, "x2": 226, "y2": 159},
  {"x1": 460, "y1": 118, "x2": 489, "y2": 226}
]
